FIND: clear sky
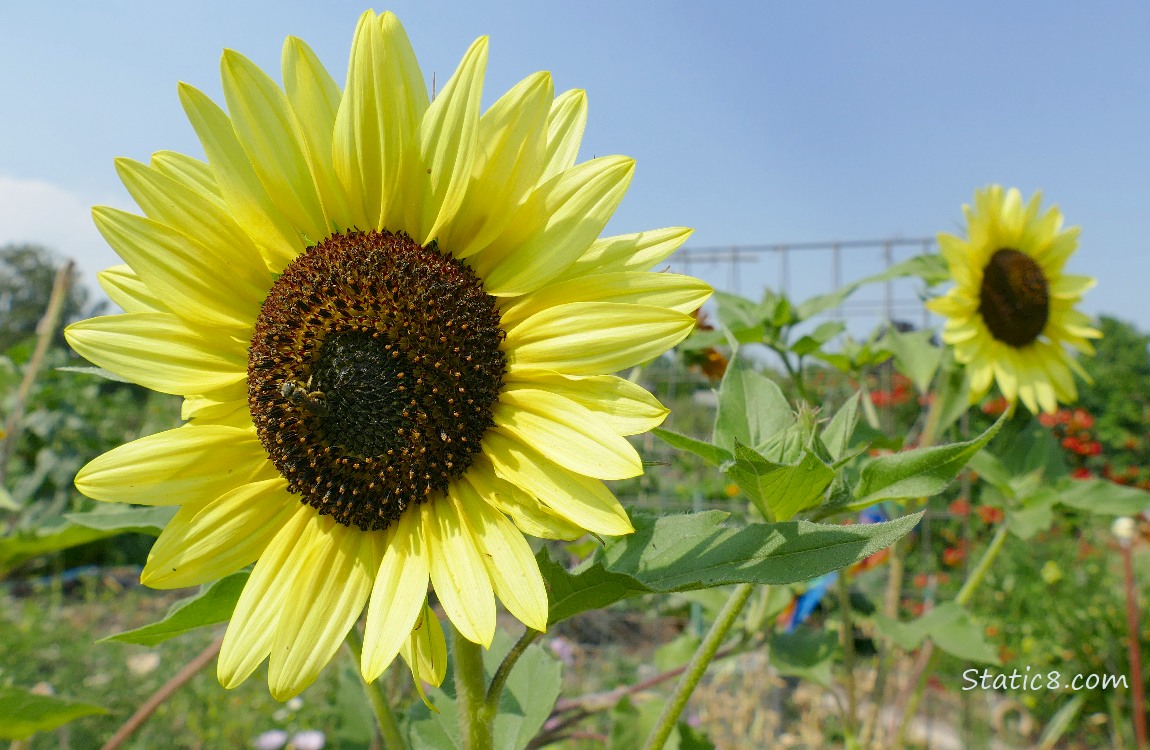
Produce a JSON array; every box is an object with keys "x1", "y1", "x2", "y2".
[{"x1": 2, "y1": 1, "x2": 1148, "y2": 329}]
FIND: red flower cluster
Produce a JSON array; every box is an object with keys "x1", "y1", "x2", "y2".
[
  {"x1": 868, "y1": 373, "x2": 914, "y2": 408},
  {"x1": 975, "y1": 505, "x2": 1005, "y2": 524}
]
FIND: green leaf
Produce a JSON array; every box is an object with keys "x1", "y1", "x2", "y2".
[
  {"x1": 103, "y1": 571, "x2": 249, "y2": 646},
  {"x1": 1037, "y1": 695, "x2": 1086, "y2": 750},
  {"x1": 849, "y1": 415, "x2": 1005, "y2": 510},
  {"x1": 0, "y1": 522, "x2": 120, "y2": 573},
  {"x1": 653, "y1": 428, "x2": 732, "y2": 467},
  {"x1": 0, "y1": 686, "x2": 107, "y2": 740},
  {"x1": 924, "y1": 357, "x2": 971, "y2": 441},
  {"x1": 996, "y1": 415, "x2": 1066, "y2": 480},
  {"x1": 791, "y1": 321, "x2": 846, "y2": 356},
  {"x1": 769, "y1": 629, "x2": 837, "y2": 687},
  {"x1": 1055, "y1": 478, "x2": 1150, "y2": 516},
  {"x1": 967, "y1": 450, "x2": 1015, "y2": 499},
  {"x1": 713, "y1": 354, "x2": 793, "y2": 453},
  {"x1": 485, "y1": 634, "x2": 562, "y2": 750},
  {"x1": 1006, "y1": 497, "x2": 1057, "y2": 540},
  {"x1": 874, "y1": 603, "x2": 999, "y2": 665},
  {"x1": 868, "y1": 253, "x2": 950, "y2": 286},
  {"x1": 65, "y1": 505, "x2": 176, "y2": 536},
  {"x1": 541, "y1": 511, "x2": 922, "y2": 624},
  {"x1": 883, "y1": 328, "x2": 941, "y2": 395},
  {"x1": 726, "y1": 440, "x2": 835, "y2": 521},
  {"x1": 821, "y1": 392, "x2": 862, "y2": 462},
  {"x1": 405, "y1": 630, "x2": 561, "y2": 750},
  {"x1": 925, "y1": 603, "x2": 1000, "y2": 664}
]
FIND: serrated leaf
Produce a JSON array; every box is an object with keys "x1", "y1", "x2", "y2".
[
  {"x1": 653, "y1": 428, "x2": 732, "y2": 467},
  {"x1": 849, "y1": 415, "x2": 1005, "y2": 510},
  {"x1": 726, "y1": 440, "x2": 835, "y2": 521},
  {"x1": 713, "y1": 354, "x2": 793, "y2": 453},
  {"x1": 541, "y1": 511, "x2": 922, "y2": 624},
  {"x1": 65, "y1": 505, "x2": 176, "y2": 536},
  {"x1": 103, "y1": 571, "x2": 248, "y2": 646},
  {"x1": 0, "y1": 686, "x2": 107, "y2": 740}
]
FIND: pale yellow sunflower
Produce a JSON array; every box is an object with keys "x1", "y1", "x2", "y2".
[
  {"x1": 67, "y1": 10, "x2": 709, "y2": 700},
  {"x1": 927, "y1": 185, "x2": 1099, "y2": 414}
]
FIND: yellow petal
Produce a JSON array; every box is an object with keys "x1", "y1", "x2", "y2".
[
  {"x1": 398, "y1": 36, "x2": 488, "y2": 243},
  {"x1": 65, "y1": 313, "x2": 247, "y2": 396},
  {"x1": 220, "y1": 49, "x2": 327, "y2": 242},
  {"x1": 505, "y1": 371, "x2": 668, "y2": 435},
  {"x1": 181, "y1": 394, "x2": 248, "y2": 424},
  {"x1": 504, "y1": 302, "x2": 695, "y2": 376},
  {"x1": 540, "y1": 89, "x2": 587, "y2": 182},
  {"x1": 549, "y1": 227, "x2": 693, "y2": 283},
  {"x1": 282, "y1": 36, "x2": 353, "y2": 231},
  {"x1": 362, "y1": 509, "x2": 430, "y2": 681},
  {"x1": 142, "y1": 477, "x2": 296, "y2": 589},
  {"x1": 97, "y1": 265, "x2": 168, "y2": 314},
  {"x1": 178, "y1": 82, "x2": 302, "y2": 270},
  {"x1": 269, "y1": 517, "x2": 380, "y2": 701},
  {"x1": 475, "y1": 156, "x2": 635, "y2": 296},
  {"x1": 466, "y1": 458, "x2": 584, "y2": 540},
  {"x1": 438, "y1": 71, "x2": 551, "y2": 259},
  {"x1": 424, "y1": 495, "x2": 496, "y2": 647},
  {"x1": 334, "y1": 10, "x2": 428, "y2": 230},
  {"x1": 399, "y1": 602, "x2": 448, "y2": 689},
  {"x1": 455, "y1": 480, "x2": 548, "y2": 631},
  {"x1": 91, "y1": 206, "x2": 264, "y2": 331},
  {"x1": 150, "y1": 151, "x2": 223, "y2": 204},
  {"x1": 76, "y1": 424, "x2": 269, "y2": 505},
  {"x1": 218, "y1": 504, "x2": 313, "y2": 689},
  {"x1": 500, "y1": 271, "x2": 712, "y2": 327},
  {"x1": 493, "y1": 387, "x2": 642, "y2": 480},
  {"x1": 482, "y1": 431, "x2": 633, "y2": 536},
  {"x1": 114, "y1": 158, "x2": 268, "y2": 290}
]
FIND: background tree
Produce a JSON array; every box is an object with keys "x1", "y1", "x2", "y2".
[{"x1": 0, "y1": 243, "x2": 91, "y2": 351}]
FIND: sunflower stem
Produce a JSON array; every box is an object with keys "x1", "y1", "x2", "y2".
[
  {"x1": 454, "y1": 628, "x2": 494, "y2": 750},
  {"x1": 485, "y1": 628, "x2": 541, "y2": 711},
  {"x1": 893, "y1": 524, "x2": 1008, "y2": 748},
  {"x1": 641, "y1": 582, "x2": 755, "y2": 750},
  {"x1": 344, "y1": 627, "x2": 407, "y2": 750}
]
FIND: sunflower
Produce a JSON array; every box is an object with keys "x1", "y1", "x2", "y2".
[
  {"x1": 927, "y1": 185, "x2": 1099, "y2": 414},
  {"x1": 67, "y1": 10, "x2": 709, "y2": 700}
]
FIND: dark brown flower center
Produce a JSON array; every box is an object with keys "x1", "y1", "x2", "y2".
[
  {"x1": 247, "y1": 230, "x2": 506, "y2": 532},
  {"x1": 978, "y1": 248, "x2": 1049, "y2": 348}
]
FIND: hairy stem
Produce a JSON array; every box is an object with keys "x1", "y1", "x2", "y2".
[
  {"x1": 893, "y1": 524, "x2": 1009, "y2": 747},
  {"x1": 641, "y1": 583, "x2": 755, "y2": 750},
  {"x1": 485, "y1": 629, "x2": 541, "y2": 711},
  {"x1": 453, "y1": 629, "x2": 492, "y2": 750}
]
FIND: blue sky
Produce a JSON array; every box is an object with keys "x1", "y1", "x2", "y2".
[{"x1": 2, "y1": 1, "x2": 1148, "y2": 329}]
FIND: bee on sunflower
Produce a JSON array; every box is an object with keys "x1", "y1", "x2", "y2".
[
  {"x1": 67, "y1": 10, "x2": 710, "y2": 700},
  {"x1": 927, "y1": 185, "x2": 1100, "y2": 414}
]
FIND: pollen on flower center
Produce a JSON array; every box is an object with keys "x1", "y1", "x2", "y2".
[
  {"x1": 978, "y1": 248, "x2": 1049, "y2": 348},
  {"x1": 247, "y1": 230, "x2": 506, "y2": 532}
]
